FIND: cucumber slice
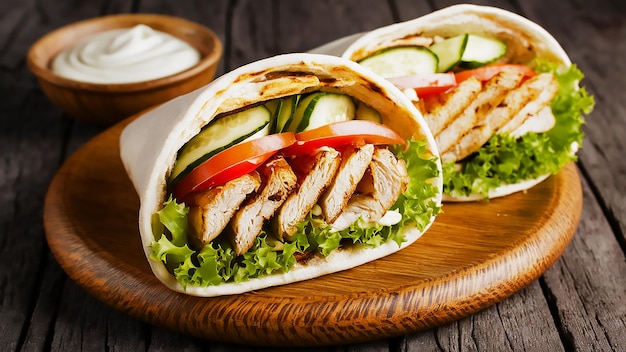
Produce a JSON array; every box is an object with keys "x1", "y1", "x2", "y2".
[
  {"x1": 358, "y1": 46, "x2": 438, "y2": 78},
  {"x1": 355, "y1": 102, "x2": 382, "y2": 123},
  {"x1": 286, "y1": 94, "x2": 312, "y2": 132},
  {"x1": 289, "y1": 92, "x2": 356, "y2": 132},
  {"x1": 460, "y1": 34, "x2": 507, "y2": 68},
  {"x1": 264, "y1": 99, "x2": 280, "y2": 132},
  {"x1": 169, "y1": 105, "x2": 271, "y2": 184},
  {"x1": 429, "y1": 34, "x2": 469, "y2": 72},
  {"x1": 274, "y1": 96, "x2": 298, "y2": 133},
  {"x1": 264, "y1": 99, "x2": 280, "y2": 116}
]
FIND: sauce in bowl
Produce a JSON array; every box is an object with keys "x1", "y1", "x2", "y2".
[{"x1": 51, "y1": 24, "x2": 201, "y2": 84}]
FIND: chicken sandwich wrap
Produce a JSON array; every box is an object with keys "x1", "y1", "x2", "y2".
[
  {"x1": 342, "y1": 4, "x2": 594, "y2": 201},
  {"x1": 119, "y1": 53, "x2": 442, "y2": 297}
]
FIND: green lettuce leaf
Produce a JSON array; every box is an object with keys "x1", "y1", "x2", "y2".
[
  {"x1": 149, "y1": 197, "x2": 194, "y2": 264},
  {"x1": 149, "y1": 139, "x2": 440, "y2": 289},
  {"x1": 443, "y1": 60, "x2": 595, "y2": 198},
  {"x1": 157, "y1": 195, "x2": 188, "y2": 246}
]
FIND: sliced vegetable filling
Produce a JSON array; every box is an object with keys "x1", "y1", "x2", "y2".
[{"x1": 153, "y1": 92, "x2": 441, "y2": 288}]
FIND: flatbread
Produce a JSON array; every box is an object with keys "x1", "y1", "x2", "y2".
[
  {"x1": 342, "y1": 4, "x2": 570, "y2": 66},
  {"x1": 119, "y1": 53, "x2": 442, "y2": 297}
]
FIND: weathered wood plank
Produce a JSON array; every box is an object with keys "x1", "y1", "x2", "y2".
[
  {"x1": 47, "y1": 280, "x2": 143, "y2": 351},
  {"x1": 135, "y1": 0, "x2": 230, "y2": 77},
  {"x1": 228, "y1": 0, "x2": 394, "y2": 70},
  {"x1": 0, "y1": 48, "x2": 68, "y2": 351},
  {"x1": 20, "y1": 256, "x2": 66, "y2": 352},
  {"x1": 393, "y1": 0, "x2": 437, "y2": 21},
  {"x1": 0, "y1": 0, "x2": 136, "y2": 350},
  {"x1": 399, "y1": 280, "x2": 565, "y2": 351},
  {"x1": 0, "y1": 0, "x2": 30, "y2": 60},
  {"x1": 541, "y1": 175, "x2": 626, "y2": 351},
  {"x1": 277, "y1": 0, "x2": 395, "y2": 52}
]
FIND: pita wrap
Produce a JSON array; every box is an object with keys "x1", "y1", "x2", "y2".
[
  {"x1": 342, "y1": 4, "x2": 593, "y2": 201},
  {"x1": 119, "y1": 53, "x2": 442, "y2": 297}
]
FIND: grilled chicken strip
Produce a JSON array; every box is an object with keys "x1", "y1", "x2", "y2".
[
  {"x1": 187, "y1": 173, "x2": 261, "y2": 247},
  {"x1": 441, "y1": 70, "x2": 528, "y2": 161},
  {"x1": 441, "y1": 72, "x2": 559, "y2": 161},
  {"x1": 276, "y1": 148, "x2": 341, "y2": 240},
  {"x1": 230, "y1": 156, "x2": 297, "y2": 255},
  {"x1": 331, "y1": 148, "x2": 409, "y2": 231},
  {"x1": 319, "y1": 144, "x2": 375, "y2": 223},
  {"x1": 509, "y1": 106, "x2": 556, "y2": 138},
  {"x1": 498, "y1": 73, "x2": 559, "y2": 136},
  {"x1": 436, "y1": 70, "x2": 524, "y2": 155},
  {"x1": 420, "y1": 77, "x2": 482, "y2": 136}
]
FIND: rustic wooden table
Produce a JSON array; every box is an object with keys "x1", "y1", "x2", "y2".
[{"x1": 2, "y1": 0, "x2": 625, "y2": 351}]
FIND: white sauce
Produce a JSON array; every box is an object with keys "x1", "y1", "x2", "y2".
[
  {"x1": 376, "y1": 210, "x2": 402, "y2": 227},
  {"x1": 52, "y1": 24, "x2": 201, "y2": 84},
  {"x1": 330, "y1": 209, "x2": 403, "y2": 232}
]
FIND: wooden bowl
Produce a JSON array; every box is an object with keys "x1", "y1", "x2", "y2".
[{"x1": 27, "y1": 14, "x2": 223, "y2": 125}]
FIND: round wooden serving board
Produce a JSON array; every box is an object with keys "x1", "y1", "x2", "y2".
[{"x1": 43, "y1": 117, "x2": 582, "y2": 347}]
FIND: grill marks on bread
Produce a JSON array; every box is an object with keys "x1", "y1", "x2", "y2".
[
  {"x1": 185, "y1": 145, "x2": 408, "y2": 253},
  {"x1": 417, "y1": 70, "x2": 559, "y2": 162}
]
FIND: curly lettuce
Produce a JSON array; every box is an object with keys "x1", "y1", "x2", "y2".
[
  {"x1": 443, "y1": 60, "x2": 595, "y2": 198},
  {"x1": 149, "y1": 139, "x2": 440, "y2": 288}
]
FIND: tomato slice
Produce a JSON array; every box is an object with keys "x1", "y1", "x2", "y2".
[
  {"x1": 282, "y1": 120, "x2": 405, "y2": 156},
  {"x1": 172, "y1": 132, "x2": 296, "y2": 201},
  {"x1": 455, "y1": 64, "x2": 535, "y2": 83},
  {"x1": 387, "y1": 73, "x2": 457, "y2": 98},
  {"x1": 414, "y1": 85, "x2": 455, "y2": 98}
]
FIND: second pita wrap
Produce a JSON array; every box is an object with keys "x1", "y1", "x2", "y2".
[{"x1": 343, "y1": 4, "x2": 594, "y2": 201}]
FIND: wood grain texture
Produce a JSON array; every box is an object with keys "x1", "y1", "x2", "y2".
[
  {"x1": 42, "y1": 115, "x2": 582, "y2": 347},
  {"x1": 540, "y1": 175, "x2": 626, "y2": 351}
]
